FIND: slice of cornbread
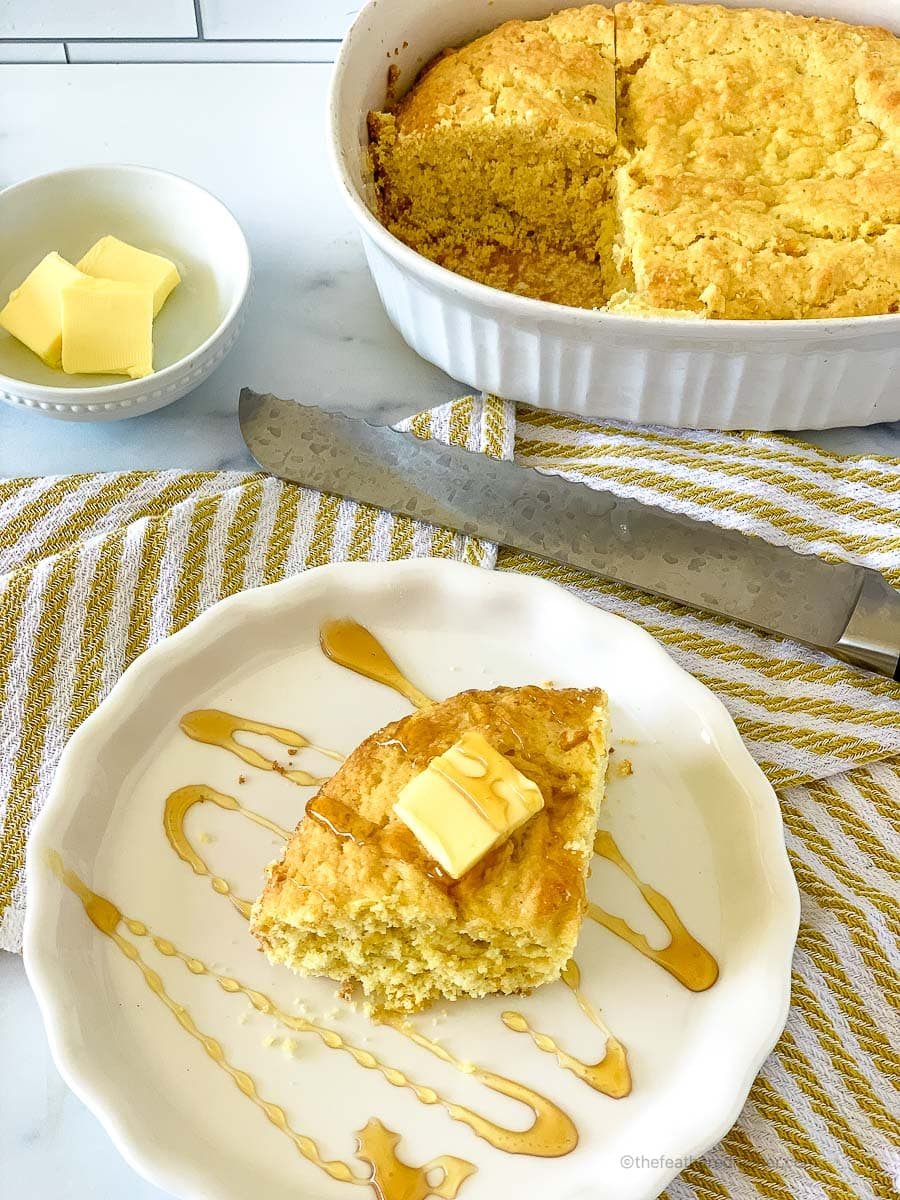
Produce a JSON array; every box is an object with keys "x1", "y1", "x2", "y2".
[
  {"x1": 251, "y1": 686, "x2": 609, "y2": 1014},
  {"x1": 368, "y1": 5, "x2": 618, "y2": 308},
  {"x1": 613, "y1": 2, "x2": 900, "y2": 318}
]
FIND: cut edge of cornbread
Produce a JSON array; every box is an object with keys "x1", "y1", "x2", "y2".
[
  {"x1": 251, "y1": 685, "x2": 609, "y2": 1014},
  {"x1": 369, "y1": 4, "x2": 620, "y2": 309}
]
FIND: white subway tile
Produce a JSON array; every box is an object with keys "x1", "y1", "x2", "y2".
[
  {"x1": 68, "y1": 39, "x2": 338, "y2": 62},
  {"x1": 199, "y1": 0, "x2": 358, "y2": 40},
  {"x1": 0, "y1": 0, "x2": 197, "y2": 39},
  {"x1": 0, "y1": 41, "x2": 67, "y2": 62}
]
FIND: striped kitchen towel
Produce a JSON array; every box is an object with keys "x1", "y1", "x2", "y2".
[
  {"x1": 0, "y1": 395, "x2": 897, "y2": 1200},
  {"x1": 503, "y1": 407, "x2": 900, "y2": 789},
  {"x1": 1, "y1": 394, "x2": 899, "y2": 952},
  {"x1": 501, "y1": 410, "x2": 900, "y2": 1200}
]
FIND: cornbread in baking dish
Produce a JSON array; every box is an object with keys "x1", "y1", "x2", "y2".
[
  {"x1": 368, "y1": 2, "x2": 900, "y2": 319},
  {"x1": 368, "y1": 5, "x2": 619, "y2": 309},
  {"x1": 250, "y1": 685, "x2": 609, "y2": 1014},
  {"x1": 615, "y1": 2, "x2": 900, "y2": 318}
]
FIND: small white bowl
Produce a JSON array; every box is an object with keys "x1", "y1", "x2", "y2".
[
  {"x1": 0, "y1": 164, "x2": 251, "y2": 422},
  {"x1": 330, "y1": 0, "x2": 900, "y2": 431}
]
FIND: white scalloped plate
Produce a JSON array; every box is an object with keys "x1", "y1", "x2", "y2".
[{"x1": 24, "y1": 560, "x2": 799, "y2": 1200}]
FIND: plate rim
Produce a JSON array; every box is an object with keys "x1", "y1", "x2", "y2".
[{"x1": 23, "y1": 558, "x2": 801, "y2": 1200}]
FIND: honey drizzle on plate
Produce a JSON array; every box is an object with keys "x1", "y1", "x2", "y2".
[
  {"x1": 46, "y1": 852, "x2": 362, "y2": 1188},
  {"x1": 356, "y1": 1120, "x2": 475, "y2": 1200},
  {"x1": 589, "y1": 832, "x2": 720, "y2": 992},
  {"x1": 180, "y1": 708, "x2": 343, "y2": 785},
  {"x1": 50, "y1": 619, "x2": 723, "y2": 1196},
  {"x1": 320, "y1": 619, "x2": 433, "y2": 710},
  {"x1": 383, "y1": 1018, "x2": 578, "y2": 1157},
  {"x1": 49, "y1": 850, "x2": 570, "y2": 1173},
  {"x1": 500, "y1": 958, "x2": 632, "y2": 1098},
  {"x1": 151, "y1": 915, "x2": 572, "y2": 1157},
  {"x1": 162, "y1": 784, "x2": 291, "y2": 918}
]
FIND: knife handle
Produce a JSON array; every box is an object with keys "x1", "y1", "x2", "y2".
[{"x1": 833, "y1": 572, "x2": 900, "y2": 679}]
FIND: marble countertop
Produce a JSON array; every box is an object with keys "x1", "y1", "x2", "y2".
[{"x1": 1, "y1": 61, "x2": 898, "y2": 1200}]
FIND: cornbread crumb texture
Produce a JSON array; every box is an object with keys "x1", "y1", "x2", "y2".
[
  {"x1": 251, "y1": 686, "x2": 609, "y2": 1013},
  {"x1": 369, "y1": 2, "x2": 900, "y2": 318},
  {"x1": 617, "y1": 2, "x2": 900, "y2": 318},
  {"x1": 369, "y1": 5, "x2": 618, "y2": 308}
]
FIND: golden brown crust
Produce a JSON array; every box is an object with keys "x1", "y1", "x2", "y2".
[
  {"x1": 615, "y1": 2, "x2": 900, "y2": 318},
  {"x1": 389, "y1": 8, "x2": 617, "y2": 141},
  {"x1": 368, "y1": 2, "x2": 900, "y2": 319},
  {"x1": 251, "y1": 685, "x2": 609, "y2": 1012}
]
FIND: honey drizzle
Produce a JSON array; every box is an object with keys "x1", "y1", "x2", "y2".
[
  {"x1": 320, "y1": 619, "x2": 433, "y2": 710},
  {"x1": 50, "y1": 850, "x2": 570, "y2": 1165},
  {"x1": 499, "y1": 1012, "x2": 630, "y2": 1098},
  {"x1": 180, "y1": 708, "x2": 343, "y2": 785},
  {"x1": 149, "y1": 926, "x2": 566, "y2": 1156},
  {"x1": 356, "y1": 1119, "x2": 475, "y2": 1200},
  {"x1": 305, "y1": 793, "x2": 380, "y2": 845},
  {"x1": 501, "y1": 960, "x2": 633, "y2": 1099},
  {"x1": 303, "y1": 794, "x2": 457, "y2": 892},
  {"x1": 103, "y1": 624, "x2": 724, "y2": 1191},
  {"x1": 163, "y1": 784, "x2": 291, "y2": 918},
  {"x1": 384, "y1": 1018, "x2": 578, "y2": 1158},
  {"x1": 500, "y1": 958, "x2": 631, "y2": 1098},
  {"x1": 46, "y1": 852, "x2": 362, "y2": 1188},
  {"x1": 589, "y1": 832, "x2": 719, "y2": 992}
]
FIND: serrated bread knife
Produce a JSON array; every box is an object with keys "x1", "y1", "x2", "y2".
[{"x1": 239, "y1": 388, "x2": 900, "y2": 680}]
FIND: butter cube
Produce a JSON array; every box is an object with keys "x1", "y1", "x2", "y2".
[
  {"x1": 393, "y1": 731, "x2": 544, "y2": 879},
  {"x1": 77, "y1": 235, "x2": 180, "y2": 318},
  {"x1": 0, "y1": 252, "x2": 87, "y2": 367},
  {"x1": 61, "y1": 278, "x2": 154, "y2": 379}
]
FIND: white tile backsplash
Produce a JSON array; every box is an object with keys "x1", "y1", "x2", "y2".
[
  {"x1": 199, "y1": 0, "x2": 359, "y2": 39},
  {"x1": 0, "y1": 0, "x2": 358, "y2": 60},
  {"x1": 0, "y1": 0, "x2": 198, "y2": 39},
  {"x1": 68, "y1": 40, "x2": 337, "y2": 62},
  {"x1": 0, "y1": 41, "x2": 67, "y2": 62}
]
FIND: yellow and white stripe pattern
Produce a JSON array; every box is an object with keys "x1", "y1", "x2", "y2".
[
  {"x1": 0, "y1": 394, "x2": 898, "y2": 1199},
  {"x1": 0, "y1": 396, "x2": 512, "y2": 952},
  {"x1": 663, "y1": 757, "x2": 900, "y2": 1200},
  {"x1": 503, "y1": 406, "x2": 900, "y2": 788}
]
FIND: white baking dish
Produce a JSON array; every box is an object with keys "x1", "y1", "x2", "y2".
[{"x1": 329, "y1": 0, "x2": 899, "y2": 430}]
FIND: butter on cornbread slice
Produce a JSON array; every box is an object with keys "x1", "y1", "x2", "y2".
[
  {"x1": 251, "y1": 686, "x2": 609, "y2": 1014},
  {"x1": 393, "y1": 730, "x2": 546, "y2": 880},
  {"x1": 368, "y1": 5, "x2": 618, "y2": 309}
]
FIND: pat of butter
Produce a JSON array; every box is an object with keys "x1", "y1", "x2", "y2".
[
  {"x1": 0, "y1": 252, "x2": 88, "y2": 367},
  {"x1": 78, "y1": 235, "x2": 180, "y2": 318},
  {"x1": 61, "y1": 277, "x2": 154, "y2": 379},
  {"x1": 393, "y1": 731, "x2": 544, "y2": 880}
]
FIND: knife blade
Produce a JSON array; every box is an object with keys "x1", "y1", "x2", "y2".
[{"x1": 239, "y1": 388, "x2": 900, "y2": 680}]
